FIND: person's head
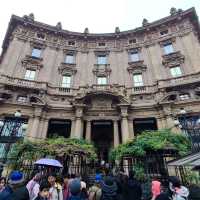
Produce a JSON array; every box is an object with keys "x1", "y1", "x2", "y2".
[
  {"x1": 48, "y1": 173, "x2": 57, "y2": 186},
  {"x1": 63, "y1": 174, "x2": 70, "y2": 185},
  {"x1": 129, "y1": 170, "x2": 135, "y2": 179},
  {"x1": 0, "y1": 177, "x2": 6, "y2": 189},
  {"x1": 168, "y1": 176, "x2": 181, "y2": 191},
  {"x1": 95, "y1": 174, "x2": 102, "y2": 185},
  {"x1": 8, "y1": 171, "x2": 25, "y2": 189},
  {"x1": 69, "y1": 178, "x2": 81, "y2": 196},
  {"x1": 71, "y1": 174, "x2": 76, "y2": 179},
  {"x1": 39, "y1": 182, "x2": 50, "y2": 198},
  {"x1": 33, "y1": 173, "x2": 42, "y2": 182}
]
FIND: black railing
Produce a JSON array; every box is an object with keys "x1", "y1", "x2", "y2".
[
  {"x1": 178, "y1": 115, "x2": 200, "y2": 152},
  {"x1": 0, "y1": 117, "x2": 27, "y2": 163}
]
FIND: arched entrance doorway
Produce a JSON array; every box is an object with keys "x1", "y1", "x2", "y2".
[{"x1": 91, "y1": 120, "x2": 113, "y2": 162}]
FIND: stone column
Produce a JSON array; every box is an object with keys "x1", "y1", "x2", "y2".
[
  {"x1": 113, "y1": 120, "x2": 119, "y2": 147},
  {"x1": 70, "y1": 118, "x2": 75, "y2": 138},
  {"x1": 40, "y1": 119, "x2": 49, "y2": 139},
  {"x1": 128, "y1": 119, "x2": 134, "y2": 139},
  {"x1": 119, "y1": 105, "x2": 130, "y2": 143},
  {"x1": 74, "y1": 117, "x2": 83, "y2": 139},
  {"x1": 26, "y1": 107, "x2": 42, "y2": 140},
  {"x1": 73, "y1": 104, "x2": 85, "y2": 139},
  {"x1": 85, "y1": 120, "x2": 91, "y2": 141},
  {"x1": 28, "y1": 116, "x2": 40, "y2": 140},
  {"x1": 121, "y1": 117, "x2": 130, "y2": 143}
]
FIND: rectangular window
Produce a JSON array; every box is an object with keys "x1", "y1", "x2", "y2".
[
  {"x1": 160, "y1": 30, "x2": 168, "y2": 35},
  {"x1": 62, "y1": 75, "x2": 71, "y2": 88},
  {"x1": 98, "y1": 42, "x2": 106, "y2": 47},
  {"x1": 163, "y1": 43, "x2": 174, "y2": 55},
  {"x1": 133, "y1": 74, "x2": 143, "y2": 86},
  {"x1": 130, "y1": 52, "x2": 139, "y2": 62},
  {"x1": 170, "y1": 66, "x2": 182, "y2": 77},
  {"x1": 97, "y1": 77, "x2": 107, "y2": 85},
  {"x1": 17, "y1": 96, "x2": 27, "y2": 103},
  {"x1": 65, "y1": 54, "x2": 74, "y2": 64},
  {"x1": 179, "y1": 94, "x2": 190, "y2": 101},
  {"x1": 31, "y1": 48, "x2": 41, "y2": 58},
  {"x1": 24, "y1": 70, "x2": 36, "y2": 81},
  {"x1": 97, "y1": 55, "x2": 107, "y2": 65},
  {"x1": 68, "y1": 41, "x2": 75, "y2": 46},
  {"x1": 129, "y1": 39, "x2": 136, "y2": 44}
]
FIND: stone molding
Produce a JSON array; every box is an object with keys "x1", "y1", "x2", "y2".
[
  {"x1": 93, "y1": 64, "x2": 111, "y2": 76},
  {"x1": 21, "y1": 55, "x2": 43, "y2": 70},
  {"x1": 127, "y1": 60, "x2": 147, "y2": 74},
  {"x1": 162, "y1": 51, "x2": 185, "y2": 67},
  {"x1": 58, "y1": 63, "x2": 77, "y2": 75}
]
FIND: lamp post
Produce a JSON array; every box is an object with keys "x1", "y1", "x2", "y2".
[
  {"x1": 0, "y1": 110, "x2": 27, "y2": 163},
  {"x1": 174, "y1": 108, "x2": 200, "y2": 152}
]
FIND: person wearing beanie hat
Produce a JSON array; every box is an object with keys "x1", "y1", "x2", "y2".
[
  {"x1": 68, "y1": 178, "x2": 85, "y2": 200},
  {"x1": 6, "y1": 170, "x2": 30, "y2": 200}
]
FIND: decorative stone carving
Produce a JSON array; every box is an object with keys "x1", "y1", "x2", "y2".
[
  {"x1": 84, "y1": 28, "x2": 89, "y2": 34},
  {"x1": 142, "y1": 18, "x2": 149, "y2": 26},
  {"x1": 115, "y1": 27, "x2": 120, "y2": 33},
  {"x1": 170, "y1": 7, "x2": 177, "y2": 15},
  {"x1": 162, "y1": 51, "x2": 185, "y2": 67},
  {"x1": 58, "y1": 63, "x2": 77, "y2": 75},
  {"x1": 21, "y1": 55, "x2": 43, "y2": 70},
  {"x1": 23, "y1": 13, "x2": 35, "y2": 22},
  {"x1": 127, "y1": 60, "x2": 147, "y2": 74},
  {"x1": 56, "y1": 22, "x2": 62, "y2": 30},
  {"x1": 93, "y1": 64, "x2": 111, "y2": 76}
]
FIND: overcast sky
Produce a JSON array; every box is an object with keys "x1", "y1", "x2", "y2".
[{"x1": 0, "y1": 0, "x2": 200, "y2": 49}]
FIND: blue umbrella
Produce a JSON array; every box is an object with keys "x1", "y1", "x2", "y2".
[{"x1": 34, "y1": 158, "x2": 63, "y2": 168}]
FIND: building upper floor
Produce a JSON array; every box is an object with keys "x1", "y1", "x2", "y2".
[{"x1": 0, "y1": 7, "x2": 200, "y2": 93}]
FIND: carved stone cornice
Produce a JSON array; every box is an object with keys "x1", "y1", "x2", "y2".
[
  {"x1": 127, "y1": 60, "x2": 147, "y2": 73},
  {"x1": 159, "y1": 37, "x2": 176, "y2": 46},
  {"x1": 93, "y1": 64, "x2": 111, "y2": 76},
  {"x1": 30, "y1": 39, "x2": 47, "y2": 49},
  {"x1": 58, "y1": 63, "x2": 77, "y2": 75},
  {"x1": 162, "y1": 51, "x2": 185, "y2": 67},
  {"x1": 21, "y1": 55, "x2": 43, "y2": 70}
]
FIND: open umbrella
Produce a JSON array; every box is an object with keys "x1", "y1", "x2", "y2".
[{"x1": 34, "y1": 158, "x2": 63, "y2": 168}]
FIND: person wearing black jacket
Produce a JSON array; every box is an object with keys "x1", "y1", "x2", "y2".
[{"x1": 123, "y1": 170, "x2": 142, "y2": 200}]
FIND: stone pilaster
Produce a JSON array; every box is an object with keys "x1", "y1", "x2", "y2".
[
  {"x1": 73, "y1": 104, "x2": 85, "y2": 139},
  {"x1": 85, "y1": 120, "x2": 91, "y2": 141},
  {"x1": 70, "y1": 118, "x2": 76, "y2": 138},
  {"x1": 26, "y1": 107, "x2": 42, "y2": 140},
  {"x1": 40, "y1": 119, "x2": 49, "y2": 139},
  {"x1": 128, "y1": 119, "x2": 134, "y2": 139},
  {"x1": 119, "y1": 104, "x2": 130, "y2": 143},
  {"x1": 113, "y1": 120, "x2": 119, "y2": 147}
]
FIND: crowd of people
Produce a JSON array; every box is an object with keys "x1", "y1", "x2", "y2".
[{"x1": 0, "y1": 167, "x2": 198, "y2": 200}]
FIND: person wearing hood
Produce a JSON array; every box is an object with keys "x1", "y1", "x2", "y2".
[
  {"x1": 123, "y1": 170, "x2": 142, "y2": 200},
  {"x1": 100, "y1": 176, "x2": 118, "y2": 200},
  {"x1": 155, "y1": 176, "x2": 189, "y2": 200},
  {"x1": 26, "y1": 172, "x2": 42, "y2": 200}
]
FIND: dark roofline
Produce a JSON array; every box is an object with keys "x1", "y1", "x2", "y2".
[{"x1": 1, "y1": 7, "x2": 200, "y2": 54}]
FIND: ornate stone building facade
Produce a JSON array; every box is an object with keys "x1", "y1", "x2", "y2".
[{"x1": 0, "y1": 7, "x2": 200, "y2": 160}]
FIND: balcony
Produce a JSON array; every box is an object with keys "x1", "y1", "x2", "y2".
[
  {"x1": 47, "y1": 85, "x2": 76, "y2": 96},
  {"x1": 0, "y1": 75, "x2": 47, "y2": 90},
  {"x1": 127, "y1": 85, "x2": 156, "y2": 95},
  {"x1": 158, "y1": 72, "x2": 200, "y2": 88}
]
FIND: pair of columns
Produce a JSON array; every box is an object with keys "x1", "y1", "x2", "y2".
[{"x1": 85, "y1": 120, "x2": 120, "y2": 147}]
